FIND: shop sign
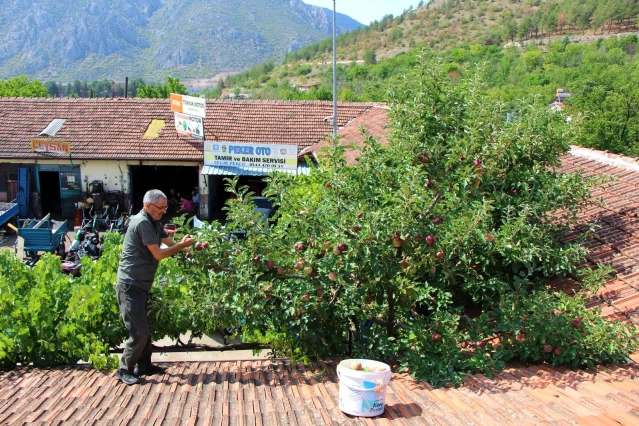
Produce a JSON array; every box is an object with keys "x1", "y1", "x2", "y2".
[
  {"x1": 170, "y1": 93, "x2": 206, "y2": 118},
  {"x1": 174, "y1": 112, "x2": 204, "y2": 139},
  {"x1": 31, "y1": 139, "x2": 71, "y2": 155},
  {"x1": 204, "y1": 141, "x2": 298, "y2": 172}
]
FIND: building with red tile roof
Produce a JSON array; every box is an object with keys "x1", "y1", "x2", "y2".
[{"x1": 0, "y1": 98, "x2": 377, "y2": 221}]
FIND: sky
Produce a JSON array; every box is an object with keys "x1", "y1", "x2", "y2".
[{"x1": 303, "y1": 0, "x2": 422, "y2": 26}]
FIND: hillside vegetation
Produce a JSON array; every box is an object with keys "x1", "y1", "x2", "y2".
[
  {"x1": 0, "y1": 0, "x2": 361, "y2": 83},
  {"x1": 3, "y1": 0, "x2": 639, "y2": 156},
  {"x1": 220, "y1": 0, "x2": 639, "y2": 157}
]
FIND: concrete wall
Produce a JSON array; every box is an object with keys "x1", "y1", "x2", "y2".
[{"x1": 81, "y1": 160, "x2": 129, "y2": 194}]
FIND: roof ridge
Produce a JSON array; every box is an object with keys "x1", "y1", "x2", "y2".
[{"x1": 569, "y1": 145, "x2": 639, "y2": 172}]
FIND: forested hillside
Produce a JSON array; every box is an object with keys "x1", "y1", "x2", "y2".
[
  {"x1": 219, "y1": 0, "x2": 639, "y2": 157},
  {"x1": 0, "y1": 0, "x2": 362, "y2": 83},
  {"x1": 3, "y1": 0, "x2": 638, "y2": 156}
]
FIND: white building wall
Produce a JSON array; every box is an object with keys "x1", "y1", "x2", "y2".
[{"x1": 2, "y1": 158, "x2": 209, "y2": 218}]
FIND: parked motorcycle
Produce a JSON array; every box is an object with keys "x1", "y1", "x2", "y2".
[{"x1": 62, "y1": 220, "x2": 103, "y2": 276}]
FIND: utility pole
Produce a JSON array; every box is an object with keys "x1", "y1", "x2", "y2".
[{"x1": 332, "y1": 0, "x2": 338, "y2": 141}]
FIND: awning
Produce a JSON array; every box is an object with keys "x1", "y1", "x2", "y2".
[{"x1": 201, "y1": 163, "x2": 312, "y2": 176}]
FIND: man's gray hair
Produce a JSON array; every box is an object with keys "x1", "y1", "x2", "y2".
[{"x1": 143, "y1": 189, "x2": 167, "y2": 205}]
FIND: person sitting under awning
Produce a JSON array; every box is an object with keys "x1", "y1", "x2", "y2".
[{"x1": 176, "y1": 195, "x2": 196, "y2": 215}]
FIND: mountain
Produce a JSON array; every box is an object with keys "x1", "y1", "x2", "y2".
[{"x1": 0, "y1": 0, "x2": 362, "y2": 83}]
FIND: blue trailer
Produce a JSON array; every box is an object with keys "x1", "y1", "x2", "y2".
[
  {"x1": 0, "y1": 200, "x2": 19, "y2": 228},
  {"x1": 17, "y1": 215, "x2": 68, "y2": 263}
]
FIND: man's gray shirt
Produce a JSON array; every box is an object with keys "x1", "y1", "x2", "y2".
[{"x1": 116, "y1": 209, "x2": 168, "y2": 292}]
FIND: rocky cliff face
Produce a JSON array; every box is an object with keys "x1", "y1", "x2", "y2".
[{"x1": 0, "y1": 0, "x2": 361, "y2": 82}]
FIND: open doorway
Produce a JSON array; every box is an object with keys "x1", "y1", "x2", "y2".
[
  {"x1": 129, "y1": 165, "x2": 199, "y2": 222},
  {"x1": 208, "y1": 174, "x2": 267, "y2": 223},
  {"x1": 38, "y1": 171, "x2": 62, "y2": 218}
]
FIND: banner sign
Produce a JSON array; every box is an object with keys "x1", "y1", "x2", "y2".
[
  {"x1": 31, "y1": 139, "x2": 71, "y2": 155},
  {"x1": 170, "y1": 93, "x2": 206, "y2": 118},
  {"x1": 174, "y1": 112, "x2": 204, "y2": 139},
  {"x1": 204, "y1": 142, "x2": 298, "y2": 171}
]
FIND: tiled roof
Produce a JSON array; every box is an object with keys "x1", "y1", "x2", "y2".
[
  {"x1": 303, "y1": 105, "x2": 390, "y2": 165},
  {"x1": 1, "y1": 360, "x2": 639, "y2": 425},
  {"x1": 551, "y1": 147, "x2": 639, "y2": 331},
  {"x1": 0, "y1": 98, "x2": 374, "y2": 161},
  {"x1": 1, "y1": 142, "x2": 639, "y2": 424}
]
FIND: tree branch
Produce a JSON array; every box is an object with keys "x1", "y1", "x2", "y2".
[{"x1": 419, "y1": 191, "x2": 443, "y2": 220}]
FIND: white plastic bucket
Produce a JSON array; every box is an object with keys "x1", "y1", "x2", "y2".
[{"x1": 336, "y1": 359, "x2": 392, "y2": 417}]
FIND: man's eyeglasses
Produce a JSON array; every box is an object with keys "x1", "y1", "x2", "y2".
[{"x1": 150, "y1": 203, "x2": 168, "y2": 211}]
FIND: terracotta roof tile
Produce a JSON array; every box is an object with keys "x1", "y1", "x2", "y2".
[
  {"x1": 302, "y1": 105, "x2": 390, "y2": 165},
  {"x1": 3, "y1": 124, "x2": 639, "y2": 423},
  {"x1": 0, "y1": 98, "x2": 373, "y2": 161},
  {"x1": 10, "y1": 358, "x2": 633, "y2": 424}
]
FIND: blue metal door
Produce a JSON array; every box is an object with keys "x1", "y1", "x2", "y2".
[
  {"x1": 59, "y1": 170, "x2": 82, "y2": 220},
  {"x1": 17, "y1": 167, "x2": 30, "y2": 217}
]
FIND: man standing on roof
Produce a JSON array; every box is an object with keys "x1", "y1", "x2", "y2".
[{"x1": 115, "y1": 189, "x2": 195, "y2": 385}]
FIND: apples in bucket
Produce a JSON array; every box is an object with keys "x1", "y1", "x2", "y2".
[{"x1": 348, "y1": 360, "x2": 388, "y2": 372}]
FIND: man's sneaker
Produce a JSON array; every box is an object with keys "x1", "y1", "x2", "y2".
[
  {"x1": 115, "y1": 369, "x2": 140, "y2": 385},
  {"x1": 134, "y1": 363, "x2": 167, "y2": 376}
]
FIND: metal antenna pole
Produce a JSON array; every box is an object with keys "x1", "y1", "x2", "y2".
[{"x1": 332, "y1": 0, "x2": 338, "y2": 141}]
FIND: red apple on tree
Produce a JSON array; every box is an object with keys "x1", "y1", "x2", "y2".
[
  {"x1": 277, "y1": 267, "x2": 285, "y2": 275},
  {"x1": 337, "y1": 242, "x2": 347, "y2": 251},
  {"x1": 202, "y1": 241, "x2": 210, "y2": 249},
  {"x1": 323, "y1": 241, "x2": 332, "y2": 249},
  {"x1": 422, "y1": 152, "x2": 431, "y2": 163},
  {"x1": 357, "y1": 211, "x2": 363, "y2": 219},
  {"x1": 425, "y1": 235, "x2": 435, "y2": 245},
  {"x1": 303, "y1": 266, "x2": 314, "y2": 276},
  {"x1": 436, "y1": 251, "x2": 444, "y2": 259},
  {"x1": 328, "y1": 271, "x2": 338, "y2": 281},
  {"x1": 195, "y1": 242, "x2": 203, "y2": 251},
  {"x1": 301, "y1": 293, "x2": 310, "y2": 301},
  {"x1": 332, "y1": 247, "x2": 342, "y2": 255},
  {"x1": 432, "y1": 217, "x2": 442, "y2": 225},
  {"x1": 543, "y1": 344, "x2": 553, "y2": 353},
  {"x1": 554, "y1": 347, "x2": 562, "y2": 356},
  {"x1": 253, "y1": 255, "x2": 261, "y2": 264},
  {"x1": 432, "y1": 332, "x2": 441, "y2": 341}
]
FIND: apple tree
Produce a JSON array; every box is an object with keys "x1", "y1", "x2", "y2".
[{"x1": 161, "y1": 57, "x2": 637, "y2": 386}]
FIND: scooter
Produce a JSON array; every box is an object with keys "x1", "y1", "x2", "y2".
[{"x1": 62, "y1": 218, "x2": 103, "y2": 276}]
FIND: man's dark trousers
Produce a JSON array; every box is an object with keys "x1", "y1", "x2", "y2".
[{"x1": 116, "y1": 283, "x2": 153, "y2": 372}]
